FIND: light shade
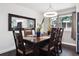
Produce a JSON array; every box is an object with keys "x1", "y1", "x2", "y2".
[{"x1": 43, "y1": 11, "x2": 58, "y2": 17}]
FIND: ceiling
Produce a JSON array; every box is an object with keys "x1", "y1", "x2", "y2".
[{"x1": 17, "y1": 3, "x2": 76, "y2": 13}]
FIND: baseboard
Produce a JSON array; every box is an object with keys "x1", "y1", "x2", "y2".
[
  {"x1": 0, "y1": 47, "x2": 15, "y2": 54},
  {"x1": 62, "y1": 42, "x2": 76, "y2": 47}
]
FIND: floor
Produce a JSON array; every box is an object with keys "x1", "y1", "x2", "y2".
[{"x1": 0, "y1": 44, "x2": 79, "y2": 56}]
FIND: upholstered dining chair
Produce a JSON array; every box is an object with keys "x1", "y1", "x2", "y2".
[
  {"x1": 39, "y1": 28, "x2": 59, "y2": 56},
  {"x1": 13, "y1": 28, "x2": 33, "y2": 56}
]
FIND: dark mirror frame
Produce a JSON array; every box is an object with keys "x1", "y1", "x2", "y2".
[{"x1": 8, "y1": 13, "x2": 36, "y2": 31}]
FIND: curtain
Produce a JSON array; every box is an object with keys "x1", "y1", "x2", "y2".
[{"x1": 71, "y1": 12, "x2": 76, "y2": 40}]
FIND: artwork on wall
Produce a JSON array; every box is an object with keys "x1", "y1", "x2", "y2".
[{"x1": 8, "y1": 13, "x2": 36, "y2": 31}]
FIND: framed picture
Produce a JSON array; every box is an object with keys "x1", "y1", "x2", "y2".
[{"x1": 8, "y1": 13, "x2": 36, "y2": 31}]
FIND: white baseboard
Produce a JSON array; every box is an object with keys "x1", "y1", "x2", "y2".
[
  {"x1": 62, "y1": 42, "x2": 76, "y2": 47},
  {"x1": 0, "y1": 47, "x2": 15, "y2": 54}
]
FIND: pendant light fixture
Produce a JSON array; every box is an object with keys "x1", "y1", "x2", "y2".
[{"x1": 43, "y1": 4, "x2": 58, "y2": 17}]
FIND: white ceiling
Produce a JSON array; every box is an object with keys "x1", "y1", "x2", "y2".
[{"x1": 17, "y1": 3, "x2": 76, "y2": 13}]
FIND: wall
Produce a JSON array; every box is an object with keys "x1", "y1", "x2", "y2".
[{"x1": 0, "y1": 3, "x2": 42, "y2": 54}]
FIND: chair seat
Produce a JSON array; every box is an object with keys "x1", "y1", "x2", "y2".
[
  {"x1": 41, "y1": 44, "x2": 54, "y2": 51},
  {"x1": 18, "y1": 47, "x2": 33, "y2": 55}
]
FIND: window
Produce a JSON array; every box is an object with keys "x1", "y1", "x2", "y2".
[
  {"x1": 49, "y1": 14, "x2": 72, "y2": 30},
  {"x1": 50, "y1": 16, "x2": 57, "y2": 28},
  {"x1": 62, "y1": 22, "x2": 66, "y2": 28},
  {"x1": 59, "y1": 14, "x2": 72, "y2": 31}
]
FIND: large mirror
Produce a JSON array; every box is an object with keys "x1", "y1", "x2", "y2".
[{"x1": 8, "y1": 14, "x2": 36, "y2": 31}]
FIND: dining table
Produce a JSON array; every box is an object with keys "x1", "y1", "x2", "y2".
[{"x1": 23, "y1": 35, "x2": 50, "y2": 55}]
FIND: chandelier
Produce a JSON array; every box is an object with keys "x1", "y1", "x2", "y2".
[{"x1": 43, "y1": 4, "x2": 58, "y2": 17}]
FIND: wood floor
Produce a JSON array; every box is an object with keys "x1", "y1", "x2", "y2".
[{"x1": 0, "y1": 44, "x2": 79, "y2": 56}]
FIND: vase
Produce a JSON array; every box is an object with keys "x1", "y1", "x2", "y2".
[{"x1": 37, "y1": 32, "x2": 40, "y2": 37}]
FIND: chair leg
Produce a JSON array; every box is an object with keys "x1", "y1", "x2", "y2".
[
  {"x1": 60, "y1": 45, "x2": 62, "y2": 53},
  {"x1": 59, "y1": 44, "x2": 62, "y2": 53},
  {"x1": 23, "y1": 53, "x2": 25, "y2": 56},
  {"x1": 48, "y1": 51, "x2": 51, "y2": 56},
  {"x1": 55, "y1": 46, "x2": 59, "y2": 56},
  {"x1": 16, "y1": 51, "x2": 20, "y2": 56},
  {"x1": 56, "y1": 50, "x2": 59, "y2": 56},
  {"x1": 52, "y1": 49, "x2": 56, "y2": 56}
]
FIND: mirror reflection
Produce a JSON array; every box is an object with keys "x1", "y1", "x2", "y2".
[{"x1": 8, "y1": 14, "x2": 35, "y2": 31}]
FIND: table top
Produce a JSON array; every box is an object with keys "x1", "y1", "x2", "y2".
[{"x1": 23, "y1": 35, "x2": 50, "y2": 43}]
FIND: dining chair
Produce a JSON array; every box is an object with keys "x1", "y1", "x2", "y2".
[
  {"x1": 24, "y1": 29, "x2": 32, "y2": 37},
  {"x1": 51, "y1": 28, "x2": 64, "y2": 55},
  {"x1": 13, "y1": 28, "x2": 33, "y2": 56},
  {"x1": 58, "y1": 28, "x2": 64, "y2": 53},
  {"x1": 51, "y1": 28, "x2": 60, "y2": 56},
  {"x1": 39, "y1": 28, "x2": 58, "y2": 56}
]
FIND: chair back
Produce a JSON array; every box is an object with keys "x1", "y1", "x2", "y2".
[
  {"x1": 13, "y1": 28, "x2": 25, "y2": 50},
  {"x1": 60, "y1": 28, "x2": 64, "y2": 37},
  {"x1": 48, "y1": 28, "x2": 58, "y2": 51},
  {"x1": 59, "y1": 28, "x2": 64, "y2": 41},
  {"x1": 24, "y1": 29, "x2": 32, "y2": 37}
]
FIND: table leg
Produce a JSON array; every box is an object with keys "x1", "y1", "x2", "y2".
[{"x1": 33, "y1": 43, "x2": 40, "y2": 56}]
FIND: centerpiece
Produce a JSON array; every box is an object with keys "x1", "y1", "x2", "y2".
[{"x1": 37, "y1": 18, "x2": 45, "y2": 37}]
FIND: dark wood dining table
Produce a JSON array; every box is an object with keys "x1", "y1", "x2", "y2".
[{"x1": 23, "y1": 35, "x2": 50, "y2": 55}]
